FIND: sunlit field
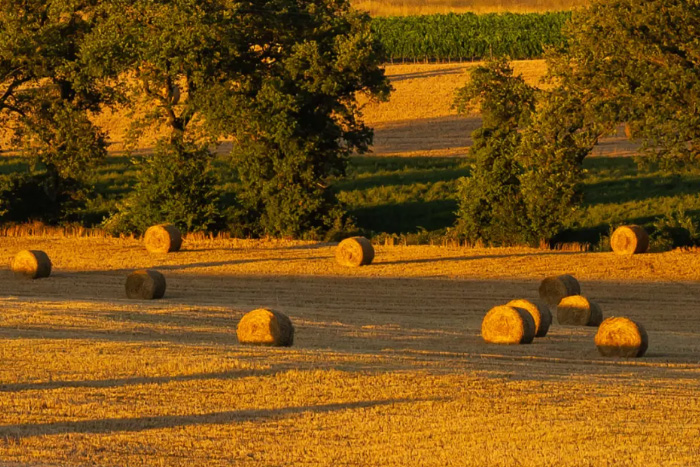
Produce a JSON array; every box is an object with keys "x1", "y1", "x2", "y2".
[
  {"x1": 354, "y1": 0, "x2": 589, "y2": 16},
  {"x1": 2, "y1": 57, "x2": 700, "y2": 465},
  {"x1": 1, "y1": 236, "x2": 700, "y2": 465}
]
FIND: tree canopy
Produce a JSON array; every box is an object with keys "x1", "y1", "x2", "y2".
[{"x1": 548, "y1": 0, "x2": 700, "y2": 169}]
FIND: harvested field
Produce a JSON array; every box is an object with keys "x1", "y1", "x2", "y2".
[
  {"x1": 0, "y1": 237, "x2": 699, "y2": 465},
  {"x1": 361, "y1": 62, "x2": 639, "y2": 157}
]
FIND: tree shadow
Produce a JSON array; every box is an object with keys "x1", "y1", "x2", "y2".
[
  {"x1": 377, "y1": 251, "x2": 582, "y2": 266},
  {"x1": 0, "y1": 368, "x2": 278, "y2": 393},
  {"x1": 334, "y1": 165, "x2": 468, "y2": 192},
  {"x1": 389, "y1": 67, "x2": 466, "y2": 83},
  {"x1": 350, "y1": 199, "x2": 459, "y2": 234},
  {"x1": 582, "y1": 173, "x2": 700, "y2": 206},
  {"x1": 371, "y1": 116, "x2": 476, "y2": 156},
  {"x1": 0, "y1": 397, "x2": 436, "y2": 439}
]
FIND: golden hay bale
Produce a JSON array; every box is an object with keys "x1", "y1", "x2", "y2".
[
  {"x1": 11, "y1": 250, "x2": 52, "y2": 279},
  {"x1": 125, "y1": 270, "x2": 166, "y2": 300},
  {"x1": 481, "y1": 305, "x2": 536, "y2": 345},
  {"x1": 538, "y1": 274, "x2": 581, "y2": 308},
  {"x1": 507, "y1": 299, "x2": 552, "y2": 338},
  {"x1": 557, "y1": 295, "x2": 603, "y2": 326},
  {"x1": 144, "y1": 224, "x2": 182, "y2": 254},
  {"x1": 610, "y1": 225, "x2": 649, "y2": 256},
  {"x1": 236, "y1": 308, "x2": 294, "y2": 347},
  {"x1": 595, "y1": 317, "x2": 648, "y2": 358},
  {"x1": 335, "y1": 236, "x2": 374, "y2": 267}
]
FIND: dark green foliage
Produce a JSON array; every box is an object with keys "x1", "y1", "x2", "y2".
[
  {"x1": 0, "y1": 1, "x2": 107, "y2": 222},
  {"x1": 651, "y1": 204, "x2": 700, "y2": 250},
  {"x1": 86, "y1": 0, "x2": 241, "y2": 233},
  {"x1": 547, "y1": 0, "x2": 700, "y2": 169},
  {"x1": 516, "y1": 90, "x2": 598, "y2": 242},
  {"x1": 208, "y1": 1, "x2": 391, "y2": 238},
  {"x1": 84, "y1": 0, "x2": 389, "y2": 238},
  {"x1": 453, "y1": 59, "x2": 536, "y2": 245},
  {"x1": 0, "y1": 172, "x2": 88, "y2": 224},
  {"x1": 104, "y1": 141, "x2": 220, "y2": 234},
  {"x1": 371, "y1": 12, "x2": 570, "y2": 62}
]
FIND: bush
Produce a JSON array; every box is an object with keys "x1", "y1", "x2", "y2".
[
  {"x1": 651, "y1": 205, "x2": 700, "y2": 250},
  {"x1": 104, "y1": 141, "x2": 221, "y2": 235},
  {"x1": 453, "y1": 59, "x2": 536, "y2": 245},
  {"x1": 0, "y1": 172, "x2": 89, "y2": 224}
]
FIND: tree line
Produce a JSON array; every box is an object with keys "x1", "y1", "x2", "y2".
[
  {"x1": 454, "y1": 0, "x2": 700, "y2": 247},
  {"x1": 0, "y1": 0, "x2": 390, "y2": 238}
]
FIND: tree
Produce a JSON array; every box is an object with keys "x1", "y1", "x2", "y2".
[
  {"x1": 547, "y1": 0, "x2": 700, "y2": 169},
  {"x1": 202, "y1": 1, "x2": 391, "y2": 238},
  {"x1": 85, "y1": 0, "x2": 243, "y2": 233},
  {"x1": 453, "y1": 58, "x2": 536, "y2": 245},
  {"x1": 0, "y1": 1, "x2": 106, "y2": 222},
  {"x1": 87, "y1": 0, "x2": 389, "y2": 238}
]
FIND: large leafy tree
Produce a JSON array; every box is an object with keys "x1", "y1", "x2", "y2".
[
  {"x1": 204, "y1": 1, "x2": 391, "y2": 238},
  {"x1": 0, "y1": 1, "x2": 106, "y2": 221},
  {"x1": 85, "y1": 0, "x2": 249, "y2": 233},
  {"x1": 453, "y1": 59, "x2": 536, "y2": 245},
  {"x1": 548, "y1": 0, "x2": 700, "y2": 169},
  {"x1": 87, "y1": 0, "x2": 389, "y2": 237}
]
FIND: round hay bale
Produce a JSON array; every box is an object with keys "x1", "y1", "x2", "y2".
[
  {"x1": 237, "y1": 308, "x2": 294, "y2": 347},
  {"x1": 144, "y1": 224, "x2": 182, "y2": 254},
  {"x1": 611, "y1": 225, "x2": 649, "y2": 256},
  {"x1": 595, "y1": 317, "x2": 648, "y2": 358},
  {"x1": 507, "y1": 299, "x2": 552, "y2": 337},
  {"x1": 11, "y1": 250, "x2": 52, "y2": 279},
  {"x1": 557, "y1": 295, "x2": 603, "y2": 326},
  {"x1": 335, "y1": 236, "x2": 374, "y2": 267},
  {"x1": 481, "y1": 305, "x2": 536, "y2": 345},
  {"x1": 125, "y1": 269, "x2": 166, "y2": 300},
  {"x1": 538, "y1": 274, "x2": 581, "y2": 308}
]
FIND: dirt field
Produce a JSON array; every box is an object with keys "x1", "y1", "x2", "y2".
[{"x1": 1, "y1": 236, "x2": 699, "y2": 465}]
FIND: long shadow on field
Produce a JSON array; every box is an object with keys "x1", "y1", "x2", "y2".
[
  {"x1": 378, "y1": 250, "x2": 582, "y2": 265},
  {"x1": 0, "y1": 397, "x2": 432, "y2": 439},
  {"x1": 0, "y1": 324, "x2": 239, "y2": 346},
  {"x1": 0, "y1": 368, "x2": 277, "y2": 393},
  {"x1": 372, "y1": 116, "x2": 475, "y2": 155},
  {"x1": 390, "y1": 68, "x2": 465, "y2": 82}
]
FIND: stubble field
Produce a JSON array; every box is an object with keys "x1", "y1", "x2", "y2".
[
  {"x1": 1, "y1": 235, "x2": 700, "y2": 465},
  {"x1": 2, "y1": 56, "x2": 700, "y2": 465}
]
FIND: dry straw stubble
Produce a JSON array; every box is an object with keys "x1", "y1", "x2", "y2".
[
  {"x1": 237, "y1": 308, "x2": 294, "y2": 346},
  {"x1": 538, "y1": 274, "x2": 581, "y2": 307},
  {"x1": 610, "y1": 225, "x2": 649, "y2": 255},
  {"x1": 595, "y1": 317, "x2": 648, "y2": 358},
  {"x1": 11, "y1": 250, "x2": 52, "y2": 279},
  {"x1": 481, "y1": 305, "x2": 536, "y2": 345},
  {"x1": 125, "y1": 270, "x2": 166, "y2": 300},
  {"x1": 507, "y1": 299, "x2": 552, "y2": 337},
  {"x1": 557, "y1": 295, "x2": 603, "y2": 326},
  {"x1": 336, "y1": 236, "x2": 375, "y2": 267},
  {"x1": 144, "y1": 224, "x2": 182, "y2": 254}
]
